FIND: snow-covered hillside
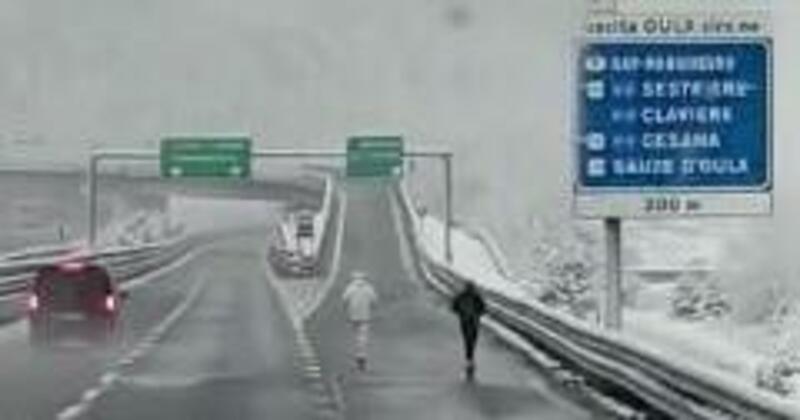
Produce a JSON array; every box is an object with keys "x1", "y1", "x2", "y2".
[{"x1": 1, "y1": 0, "x2": 800, "y2": 323}]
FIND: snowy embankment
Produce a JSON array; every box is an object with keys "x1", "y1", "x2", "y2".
[
  {"x1": 415, "y1": 212, "x2": 800, "y2": 407},
  {"x1": 95, "y1": 210, "x2": 180, "y2": 247},
  {"x1": 0, "y1": 210, "x2": 177, "y2": 261}
]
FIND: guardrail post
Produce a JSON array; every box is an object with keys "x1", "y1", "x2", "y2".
[{"x1": 603, "y1": 217, "x2": 622, "y2": 329}]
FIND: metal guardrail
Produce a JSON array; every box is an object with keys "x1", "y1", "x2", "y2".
[
  {"x1": 0, "y1": 209, "x2": 170, "y2": 263},
  {"x1": 0, "y1": 244, "x2": 78, "y2": 262},
  {"x1": 312, "y1": 176, "x2": 334, "y2": 257},
  {"x1": 393, "y1": 183, "x2": 799, "y2": 420},
  {"x1": 0, "y1": 175, "x2": 330, "y2": 294},
  {"x1": 0, "y1": 235, "x2": 197, "y2": 299}
]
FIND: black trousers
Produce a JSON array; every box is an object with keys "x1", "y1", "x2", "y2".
[{"x1": 459, "y1": 319, "x2": 480, "y2": 361}]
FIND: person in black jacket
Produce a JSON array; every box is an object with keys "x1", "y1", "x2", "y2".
[{"x1": 451, "y1": 281, "x2": 486, "y2": 380}]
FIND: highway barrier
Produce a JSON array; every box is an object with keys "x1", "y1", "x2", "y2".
[
  {"x1": 0, "y1": 173, "x2": 332, "y2": 301},
  {"x1": 394, "y1": 182, "x2": 800, "y2": 420},
  {"x1": 269, "y1": 175, "x2": 336, "y2": 277},
  {"x1": 0, "y1": 234, "x2": 199, "y2": 299},
  {"x1": 0, "y1": 210, "x2": 175, "y2": 262}
]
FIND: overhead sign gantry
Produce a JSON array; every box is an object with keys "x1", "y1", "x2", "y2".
[{"x1": 86, "y1": 135, "x2": 455, "y2": 263}]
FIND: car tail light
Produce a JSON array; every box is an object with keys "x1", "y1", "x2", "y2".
[
  {"x1": 27, "y1": 294, "x2": 39, "y2": 312},
  {"x1": 104, "y1": 295, "x2": 117, "y2": 312},
  {"x1": 59, "y1": 261, "x2": 86, "y2": 272}
]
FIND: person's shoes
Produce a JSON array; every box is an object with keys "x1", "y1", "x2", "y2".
[
  {"x1": 465, "y1": 361, "x2": 475, "y2": 381},
  {"x1": 356, "y1": 357, "x2": 367, "y2": 372}
]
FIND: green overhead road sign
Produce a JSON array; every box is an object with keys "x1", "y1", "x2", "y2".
[
  {"x1": 346, "y1": 136, "x2": 404, "y2": 178},
  {"x1": 160, "y1": 137, "x2": 252, "y2": 178}
]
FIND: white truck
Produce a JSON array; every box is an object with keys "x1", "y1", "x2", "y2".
[{"x1": 269, "y1": 209, "x2": 318, "y2": 277}]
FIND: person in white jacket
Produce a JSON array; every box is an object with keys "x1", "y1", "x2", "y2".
[{"x1": 342, "y1": 271, "x2": 378, "y2": 371}]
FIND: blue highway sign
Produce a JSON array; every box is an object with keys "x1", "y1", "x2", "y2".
[{"x1": 577, "y1": 41, "x2": 771, "y2": 191}]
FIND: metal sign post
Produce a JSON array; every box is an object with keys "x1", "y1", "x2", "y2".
[
  {"x1": 444, "y1": 153, "x2": 454, "y2": 263},
  {"x1": 404, "y1": 151, "x2": 454, "y2": 264},
  {"x1": 604, "y1": 218, "x2": 622, "y2": 329},
  {"x1": 87, "y1": 150, "x2": 159, "y2": 246}
]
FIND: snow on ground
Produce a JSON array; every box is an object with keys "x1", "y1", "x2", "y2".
[
  {"x1": 417, "y1": 214, "x2": 527, "y2": 301},
  {"x1": 95, "y1": 210, "x2": 176, "y2": 247},
  {"x1": 167, "y1": 195, "x2": 279, "y2": 234},
  {"x1": 626, "y1": 309, "x2": 764, "y2": 380},
  {"x1": 416, "y1": 212, "x2": 800, "y2": 406},
  {"x1": 625, "y1": 223, "x2": 725, "y2": 270}
]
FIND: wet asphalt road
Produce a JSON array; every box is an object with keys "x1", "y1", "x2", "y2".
[
  {"x1": 0, "y1": 180, "x2": 597, "y2": 420},
  {"x1": 306, "y1": 181, "x2": 594, "y2": 420}
]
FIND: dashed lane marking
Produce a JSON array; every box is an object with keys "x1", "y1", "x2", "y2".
[
  {"x1": 81, "y1": 388, "x2": 102, "y2": 404},
  {"x1": 264, "y1": 185, "x2": 349, "y2": 420},
  {"x1": 100, "y1": 373, "x2": 119, "y2": 387},
  {"x1": 54, "y1": 274, "x2": 208, "y2": 420},
  {"x1": 56, "y1": 405, "x2": 86, "y2": 420}
]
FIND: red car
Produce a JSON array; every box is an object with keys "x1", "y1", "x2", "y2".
[{"x1": 26, "y1": 260, "x2": 126, "y2": 345}]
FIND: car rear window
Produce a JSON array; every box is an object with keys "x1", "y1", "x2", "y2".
[{"x1": 33, "y1": 266, "x2": 112, "y2": 312}]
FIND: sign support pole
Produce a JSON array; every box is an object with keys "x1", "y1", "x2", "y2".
[
  {"x1": 444, "y1": 153, "x2": 453, "y2": 264},
  {"x1": 87, "y1": 154, "x2": 99, "y2": 246},
  {"x1": 405, "y1": 151, "x2": 454, "y2": 265},
  {"x1": 604, "y1": 217, "x2": 622, "y2": 330},
  {"x1": 87, "y1": 150, "x2": 160, "y2": 247}
]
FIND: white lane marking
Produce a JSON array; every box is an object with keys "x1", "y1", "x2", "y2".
[
  {"x1": 127, "y1": 348, "x2": 145, "y2": 360},
  {"x1": 55, "y1": 271, "x2": 208, "y2": 420},
  {"x1": 56, "y1": 405, "x2": 86, "y2": 420},
  {"x1": 261, "y1": 185, "x2": 348, "y2": 419},
  {"x1": 122, "y1": 246, "x2": 201, "y2": 292},
  {"x1": 137, "y1": 341, "x2": 155, "y2": 352},
  {"x1": 100, "y1": 372, "x2": 119, "y2": 387},
  {"x1": 124, "y1": 274, "x2": 207, "y2": 350},
  {"x1": 81, "y1": 388, "x2": 102, "y2": 403},
  {"x1": 116, "y1": 357, "x2": 135, "y2": 368}
]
